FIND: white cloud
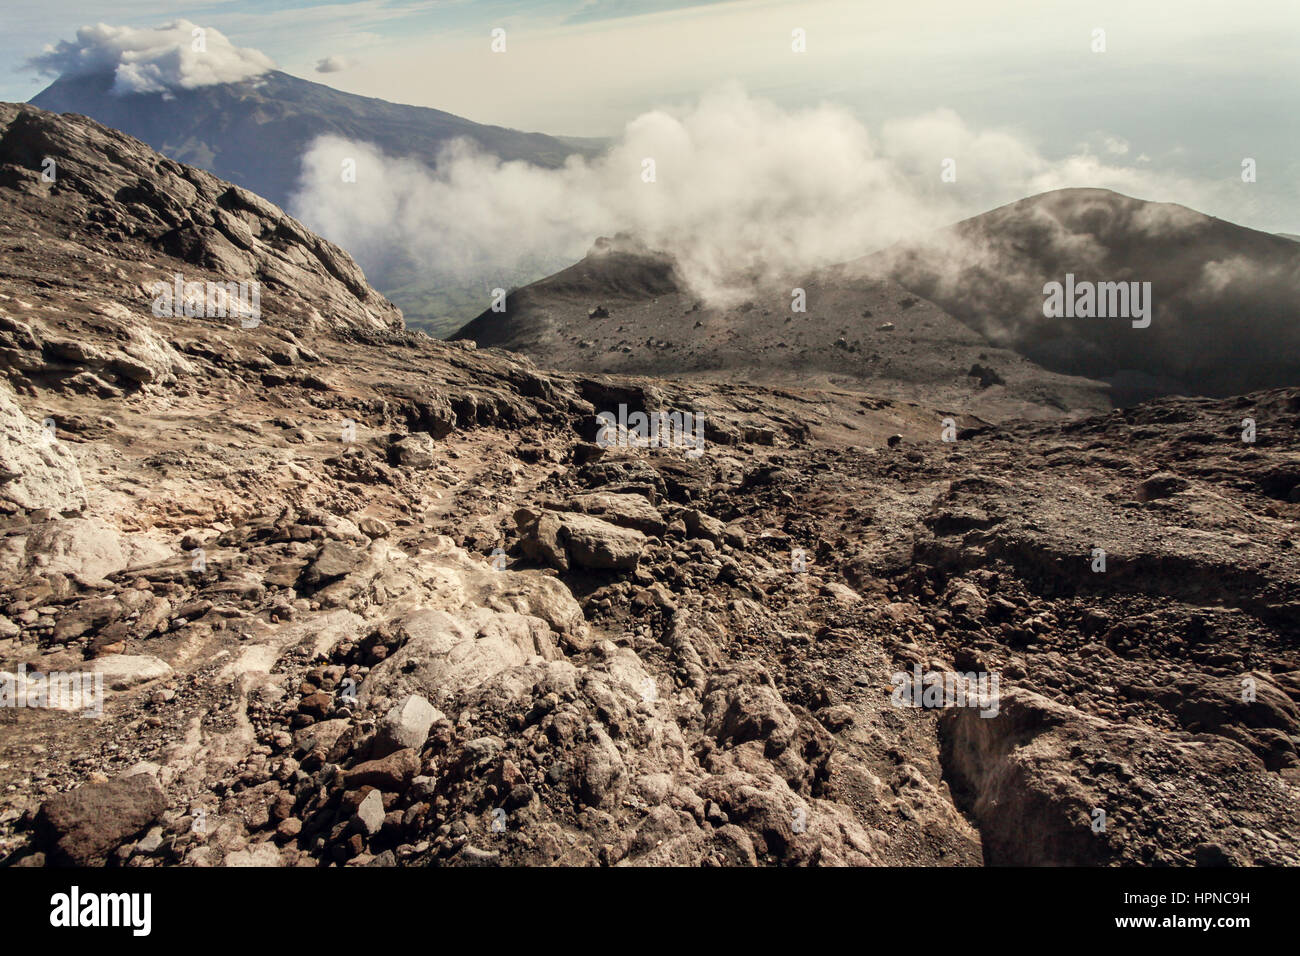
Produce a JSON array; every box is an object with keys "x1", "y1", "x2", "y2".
[
  {"x1": 27, "y1": 20, "x2": 274, "y2": 95},
  {"x1": 288, "y1": 86, "x2": 1248, "y2": 308},
  {"x1": 315, "y1": 55, "x2": 354, "y2": 73}
]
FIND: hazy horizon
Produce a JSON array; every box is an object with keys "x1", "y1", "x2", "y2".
[{"x1": 5, "y1": 1, "x2": 1297, "y2": 235}]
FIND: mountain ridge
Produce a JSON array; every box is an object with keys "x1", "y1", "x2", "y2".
[
  {"x1": 29, "y1": 69, "x2": 595, "y2": 211},
  {"x1": 860, "y1": 187, "x2": 1300, "y2": 403}
]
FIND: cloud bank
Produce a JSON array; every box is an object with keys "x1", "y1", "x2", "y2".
[
  {"x1": 28, "y1": 21, "x2": 274, "y2": 95},
  {"x1": 289, "y1": 85, "x2": 1240, "y2": 308}
]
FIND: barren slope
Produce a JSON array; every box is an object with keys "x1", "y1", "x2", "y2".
[
  {"x1": 2, "y1": 105, "x2": 1299, "y2": 869},
  {"x1": 453, "y1": 235, "x2": 1111, "y2": 423}
]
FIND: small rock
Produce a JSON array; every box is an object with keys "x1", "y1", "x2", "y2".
[
  {"x1": 375, "y1": 694, "x2": 442, "y2": 754},
  {"x1": 356, "y1": 789, "x2": 386, "y2": 835}
]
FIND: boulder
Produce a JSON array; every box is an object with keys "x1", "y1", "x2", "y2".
[
  {"x1": 89, "y1": 654, "x2": 172, "y2": 691},
  {"x1": 515, "y1": 508, "x2": 647, "y2": 572},
  {"x1": 302, "y1": 541, "x2": 364, "y2": 586},
  {"x1": 37, "y1": 775, "x2": 166, "y2": 865},
  {"x1": 0, "y1": 517, "x2": 170, "y2": 583},
  {"x1": 344, "y1": 748, "x2": 421, "y2": 791},
  {"x1": 683, "y1": 509, "x2": 726, "y2": 544},
  {"x1": 359, "y1": 606, "x2": 558, "y2": 708},
  {"x1": 390, "y1": 432, "x2": 437, "y2": 468},
  {"x1": 563, "y1": 492, "x2": 667, "y2": 536}
]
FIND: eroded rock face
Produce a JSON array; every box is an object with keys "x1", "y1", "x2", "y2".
[
  {"x1": 359, "y1": 605, "x2": 560, "y2": 710},
  {"x1": 940, "y1": 690, "x2": 1296, "y2": 865},
  {"x1": 0, "y1": 517, "x2": 171, "y2": 584},
  {"x1": 0, "y1": 103, "x2": 401, "y2": 399},
  {"x1": 0, "y1": 379, "x2": 86, "y2": 514},
  {"x1": 1, "y1": 104, "x2": 1298, "y2": 870}
]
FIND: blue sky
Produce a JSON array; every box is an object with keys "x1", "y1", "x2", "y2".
[{"x1": 5, "y1": 0, "x2": 1298, "y2": 231}]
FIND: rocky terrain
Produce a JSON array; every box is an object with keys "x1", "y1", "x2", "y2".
[
  {"x1": 2, "y1": 104, "x2": 1298, "y2": 868},
  {"x1": 452, "y1": 234, "x2": 1112, "y2": 423}
]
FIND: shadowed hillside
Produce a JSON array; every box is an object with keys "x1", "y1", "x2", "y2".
[{"x1": 856, "y1": 188, "x2": 1300, "y2": 404}]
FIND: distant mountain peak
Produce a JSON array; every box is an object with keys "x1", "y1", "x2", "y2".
[
  {"x1": 28, "y1": 65, "x2": 601, "y2": 334},
  {"x1": 29, "y1": 67, "x2": 593, "y2": 211},
  {"x1": 26, "y1": 20, "x2": 275, "y2": 96}
]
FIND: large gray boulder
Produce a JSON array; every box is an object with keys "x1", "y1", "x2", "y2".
[{"x1": 563, "y1": 492, "x2": 666, "y2": 536}]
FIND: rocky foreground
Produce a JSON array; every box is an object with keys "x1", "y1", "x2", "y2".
[{"x1": 1, "y1": 104, "x2": 1298, "y2": 867}]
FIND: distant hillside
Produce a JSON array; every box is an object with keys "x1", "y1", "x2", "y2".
[
  {"x1": 30, "y1": 69, "x2": 602, "y2": 334},
  {"x1": 452, "y1": 235, "x2": 1111, "y2": 422},
  {"x1": 455, "y1": 189, "x2": 1300, "y2": 413},
  {"x1": 858, "y1": 188, "x2": 1300, "y2": 403},
  {"x1": 30, "y1": 69, "x2": 591, "y2": 210}
]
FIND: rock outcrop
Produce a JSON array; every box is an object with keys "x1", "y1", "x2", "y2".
[{"x1": 0, "y1": 378, "x2": 86, "y2": 514}]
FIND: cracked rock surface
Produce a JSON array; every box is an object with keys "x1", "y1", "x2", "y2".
[{"x1": 0, "y1": 104, "x2": 1297, "y2": 868}]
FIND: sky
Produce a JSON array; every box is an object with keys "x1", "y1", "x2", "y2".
[{"x1": 4, "y1": 0, "x2": 1298, "y2": 233}]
